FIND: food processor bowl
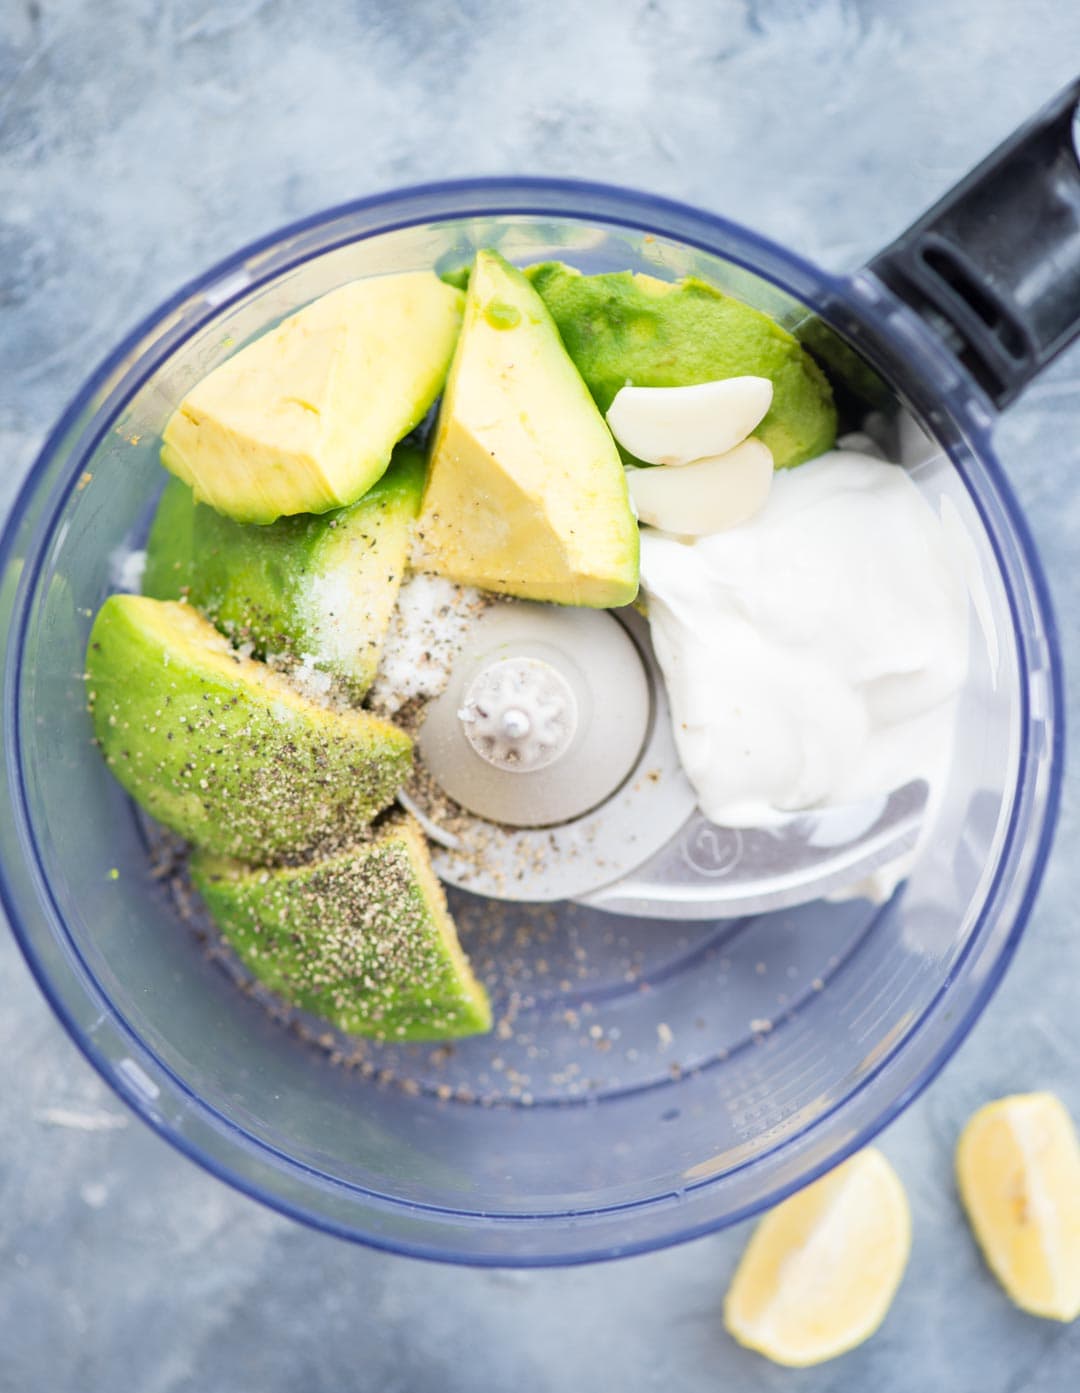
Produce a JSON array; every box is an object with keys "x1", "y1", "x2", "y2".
[{"x1": 0, "y1": 154, "x2": 1067, "y2": 1263}]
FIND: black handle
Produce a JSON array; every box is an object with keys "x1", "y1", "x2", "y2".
[{"x1": 869, "y1": 76, "x2": 1080, "y2": 409}]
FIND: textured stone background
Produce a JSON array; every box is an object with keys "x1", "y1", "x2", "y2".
[{"x1": 3, "y1": 2, "x2": 1080, "y2": 1389}]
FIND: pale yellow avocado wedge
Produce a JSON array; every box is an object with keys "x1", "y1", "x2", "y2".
[
  {"x1": 415, "y1": 249, "x2": 639, "y2": 607},
  {"x1": 161, "y1": 273, "x2": 464, "y2": 523},
  {"x1": 723, "y1": 1148, "x2": 911, "y2": 1367},
  {"x1": 957, "y1": 1092, "x2": 1080, "y2": 1321}
]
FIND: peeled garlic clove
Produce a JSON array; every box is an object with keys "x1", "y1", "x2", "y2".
[
  {"x1": 606, "y1": 377, "x2": 773, "y2": 466},
  {"x1": 626, "y1": 438, "x2": 774, "y2": 536}
]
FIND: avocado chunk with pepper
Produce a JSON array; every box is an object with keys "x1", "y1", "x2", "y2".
[
  {"x1": 85, "y1": 595, "x2": 411, "y2": 861},
  {"x1": 191, "y1": 813, "x2": 492, "y2": 1041}
]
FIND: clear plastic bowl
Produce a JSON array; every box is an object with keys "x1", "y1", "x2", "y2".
[{"x1": 0, "y1": 181, "x2": 1063, "y2": 1265}]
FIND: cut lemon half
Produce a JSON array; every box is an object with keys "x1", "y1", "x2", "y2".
[
  {"x1": 956, "y1": 1092, "x2": 1080, "y2": 1322},
  {"x1": 723, "y1": 1148, "x2": 911, "y2": 1367}
]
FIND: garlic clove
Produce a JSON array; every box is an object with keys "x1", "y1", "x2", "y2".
[
  {"x1": 626, "y1": 438, "x2": 774, "y2": 536},
  {"x1": 606, "y1": 377, "x2": 773, "y2": 466}
]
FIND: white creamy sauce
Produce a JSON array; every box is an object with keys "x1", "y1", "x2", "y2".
[{"x1": 640, "y1": 449, "x2": 970, "y2": 829}]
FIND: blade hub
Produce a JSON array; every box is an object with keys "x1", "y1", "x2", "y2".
[{"x1": 459, "y1": 657, "x2": 578, "y2": 773}]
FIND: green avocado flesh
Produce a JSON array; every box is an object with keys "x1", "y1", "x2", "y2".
[
  {"x1": 86, "y1": 595, "x2": 411, "y2": 862},
  {"x1": 191, "y1": 813, "x2": 491, "y2": 1041},
  {"x1": 526, "y1": 263, "x2": 837, "y2": 468},
  {"x1": 438, "y1": 264, "x2": 472, "y2": 292},
  {"x1": 142, "y1": 443, "x2": 425, "y2": 699}
]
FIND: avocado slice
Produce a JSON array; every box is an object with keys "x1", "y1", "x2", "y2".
[
  {"x1": 526, "y1": 263, "x2": 836, "y2": 469},
  {"x1": 143, "y1": 444, "x2": 425, "y2": 700},
  {"x1": 415, "y1": 249, "x2": 639, "y2": 608},
  {"x1": 190, "y1": 813, "x2": 492, "y2": 1041},
  {"x1": 161, "y1": 273, "x2": 464, "y2": 524},
  {"x1": 86, "y1": 595, "x2": 411, "y2": 861}
]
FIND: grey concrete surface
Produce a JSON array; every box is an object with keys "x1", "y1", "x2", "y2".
[{"x1": 2, "y1": 2, "x2": 1080, "y2": 1389}]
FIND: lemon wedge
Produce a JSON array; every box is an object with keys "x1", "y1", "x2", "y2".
[
  {"x1": 723, "y1": 1148, "x2": 911, "y2": 1366},
  {"x1": 956, "y1": 1092, "x2": 1080, "y2": 1321}
]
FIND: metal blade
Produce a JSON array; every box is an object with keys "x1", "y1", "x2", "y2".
[{"x1": 576, "y1": 780, "x2": 928, "y2": 919}]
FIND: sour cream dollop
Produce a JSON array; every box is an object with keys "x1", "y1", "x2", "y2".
[{"x1": 640, "y1": 449, "x2": 970, "y2": 827}]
